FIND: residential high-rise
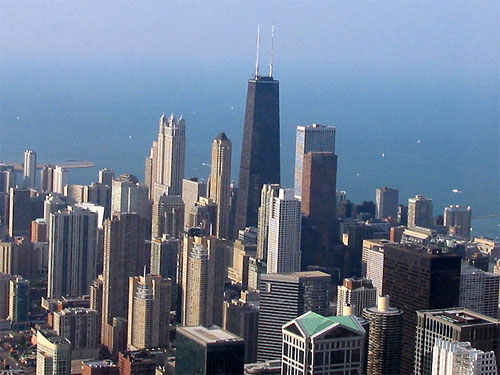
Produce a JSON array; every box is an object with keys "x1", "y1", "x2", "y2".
[
  {"x1": 415, "y1": 308, "x2": 500, "y2": 375},
  {"x1": 256, "y1": 184, "x2": 280, "y2": 261},
  {"x1": 52, "y1": 308, "x2": 99, "y2": 360},
  {"x1": 152, "y1": 194, "x2": 184, "y2": 239},
  {"x1": 23, "y1": 150, "x2": 37, "y2": 188},
  {"x1": 8, "y1": 276, "x2": 29, "y2": 325},
  {"x1": 9, "y1": 187, "x2": 31, "y2": 238},
  {"x1": 381, "y1": 244, "x2": 461, "y2": 375},
  {"x1": 0, "y1": 273, "x2": 15, "y2": 319},
  {"x1": 86, "y1": 182, "x2": 111, "y2": 219},
  {"x1": 0, "y1": 165, "x2": 16, "y2": 193},
  {"x1": 81, "y1": 360, "x2": 118, "y2": 375},
  {"x1": 362, "y1": 239, "x2": 395, "y2": 292},
  {"x1": 375, "y1": 187, "x2": 399, "y2": 220},
  {"x1": 210, "y1": 133, "x2": 232, "y2": 239},
  {"x1": 181, "y1": 178, "x2": 207, "y2": 230},
  {"x1": 53, "y1": 166, "x2": 69, "y2": 194},
  {"x1": 363, "y1": 295, "x2": 403, "y2": 375},
  {"x1": 228, "y1": 240, "x2": 257, "y2": 289},
  {"x1": 111, "y1": 174, "x2": 149, "y2": 219},
  {"x1": 444, "y1": 205, "x2": 472, "y2": 240},
  {"x1": 32, "y1": 218, "x2": 48, "y2": 242},
  {"x1": 127, "y1": 275, "x2": 171, "y2": 350},
  {"x1": 48, "y1": 206, "x2": 98, "y2": 298},
  {"x1": 432, "y1": 338, "x2": 498, "y2": 375},
  {"x1": 281, "y1": 311, "x2": 366, "y2": 375},
  {"x1": 187, "y1": 197, "x2": 218, "y2": 235},
  {"x1": 98, "y1": 168, "x2": 115, "y2": 187},
  {"x1": 234, "y1": 69, "x2": 280, "y2": 235},
  {"x1": 117, "y1": 350, "x2": 157, "y2": 375},
  {"x1": 408, "y1": 195, "x2": 433, "y2": 229},
  {"x1": 257, "y1": 271, "x2": 330, "y2": 361},
  {"x1": 176, "y1": 326, "x2": 245, "y2": 375},
  {"x1": 294, "y1": 124, "x2": 336, "y2": 199},
  {"x1": 459, "y1": 263, "x2": 499, "y2": 319},
  {"x1": 150, "y1": 235, "x2": 179, "y2": 281},
  {"x1": 266, "y1": 188, "x2": 301, "y2": 274},
  {"x1": 0, "y1": 238, "x2": 34, "y2": 277},
  {"x1": 337, "y1": 277, "x2": 377, "y2": 317},
  {"x1": 101, "y1": 213, "x2": 147, "y2": 353},
  {"x1": 40, "y1": 165, "x2": 55, "y2": 193},
  {"x1": 36, "y1": 330, "x2": 71, "y2": 375},
  {"x1": 147, "y1": 114, "x2": 186, "y2": 200}
]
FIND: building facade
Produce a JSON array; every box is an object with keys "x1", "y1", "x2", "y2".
[
  {"x1": 337, "y1": 277, "x2": 377, "y2": 318},
  {"x1": 375, "y1": 187, "x2": 398, "y2": 220}
]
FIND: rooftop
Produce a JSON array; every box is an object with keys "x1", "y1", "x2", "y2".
[
  {"x1": 82, "y1": 359, "x2": 116, "y2": 368},
  {"x1": 418, "y1": 308, "x2": 500, "y2": 327},
  {"x1": 261, "y1": 270, "x2": 331, "y2": 283},
  {"x1": 294, "y1": 311, "x2": 364, "y2": 336},
  {"x1": 178, "y1": 326, "x2": 244, "y2": 346}
]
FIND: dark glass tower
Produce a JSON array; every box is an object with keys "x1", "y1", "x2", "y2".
[{"x1": 234, "y1": 75, "x2": 280, "y2": 235}]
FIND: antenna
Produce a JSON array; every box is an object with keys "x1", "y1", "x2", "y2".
[
  {"x1": 269, "y1": 24, "x2": 275, "y2": 77},
  {"x1": 255, "y1": 25, "x2": 260, "y2": 77}
]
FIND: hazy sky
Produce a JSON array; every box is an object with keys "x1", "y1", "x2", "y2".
[{"x1": 1, "y1": 1, "x2": 498, "y2": 77}]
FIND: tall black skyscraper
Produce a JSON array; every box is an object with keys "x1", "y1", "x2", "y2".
[{"x1": 234, "y1": 33, "x2": 280, "y2": 235}]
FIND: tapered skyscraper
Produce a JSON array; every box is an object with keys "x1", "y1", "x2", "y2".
[{"x1": 234, "y1": 30, "x2": 280, "y2": 234}]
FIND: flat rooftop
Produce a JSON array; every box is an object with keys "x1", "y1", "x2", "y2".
[
  {"x1": 82, "y1": 359, "x2": 116, "y2": 368},
  {"x1": 261, "y1": 270, "x2": 331, "y2": 282},
  {"x1": 178, "y1": 326, "x2": 244, "y2": 346},
  {"x1": 419, "y1": 308, "x2": 500, "y2": 327}
]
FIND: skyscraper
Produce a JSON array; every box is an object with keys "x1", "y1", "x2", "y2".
[
  {"x1": 40, "y1": 165, "x2": 55, "y2": 193},
  {"x1": 181, "y1": 178, "x2": 207, "y2": 230},
  {"x1": 375, "y1": 187, "x2": 399, "y2": 220},
  {"x1": 294, "y1": 124, "x2": 336, "y2": 199},
  {"x1": 257, "y1": 271, "x2": 330, "y2": 361},
  {"x1": 8, "y1": 276, "x2": 29, "y2": 326},
  {"x1": 0, "y1": 273, "x2": 15, "y2": 319},
  {"x1": 210, "y1": 133, "x2": 232, "y2": 239},
  {"x1": 48, "y1": 206, "x2": 98, "y2": 298},
  {"x1": 127, "y1": 274, "x2": 171, "y2": 350},
  {"x1": 363, "y1": 295, "x2": 403, "y2": 375},
  {"x1": 152, "y1": 194, "x2": 184, "y2": 239},
  {"x1": 36, "y1": 330, "x2": 72, "y2": 375},
  {"x1": 256, "y1": 184, "x2": 280, "y2": 261},
  {"x1": 111, "y1": 174, "x2": 149, "y2": 219},
  {"x1": 53, "y1": 166, "x2": 69, "y2": 194},
  {"x1": 234, "y1": 63, "x2": 280, "y2": 234},
  {"x1": 266, "y1": 188, "x2": 301, "y2": 274},
  {"x1": 381, "y1": 244, "x2": 461, "y2": 375},
  {"x1": 408, "y1": 195, "x2": 433, "y2": 229},
  {"x1": 459, "y1": 263, "x2": 499, "y2": 319},
  {"x1": 98, "y1": 168, "x2": 115, "y2": 187},
  {"x1": 444, "y1": 205, "x2": 472, "y2": 240},
  {"x1": 8, "y1": 187, "x2": 31, "y2": 238},
  {"x1": 23, "y1": 150, "x2": 37, "y2": 188},
  {"x1": 337, "y1": 277, "x2": 377, "y2": 317},
  {"x1": 147, "y1": 114, "x2": 186, "y2": 200}
]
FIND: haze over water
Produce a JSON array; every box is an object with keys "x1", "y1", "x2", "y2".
[{"x1": 1, "y1": 2, "x2": 498, "y2": 239}]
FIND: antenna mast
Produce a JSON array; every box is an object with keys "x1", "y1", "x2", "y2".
[
  {"x1": 269, "y1": 25, "x2": 275, "y2": 77},
  {"x1": 255, "y1": 25, "x2": 260, "y2": 77}
]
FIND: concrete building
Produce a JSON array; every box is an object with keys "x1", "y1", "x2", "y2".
[
  {"x1": 0, "y1": 165, "x2": 17, "y2": 193},
  {"x1": 294, "y1": 124, "x2": 336, "y2": 199},
  {"x1": 361, "y1": 239, "x2": 395, "y2": 292},
  {"x1": 281, "y1": 311, "x2": 366, "y2": 375},
  {"x1": 363, "y1": 295, "x2": 403, "y2": 375},
  {"x1": 111, "y1": 174, "x2": 149, "y2": 219},
  {"x1": 266, "y1": 188, "x2": 301, "y2": 274},
  {"x1": 444, "y1": 205, "x2": 472, "y2": 240},
  {"x1": 408, "y1": 195, "x2": 433, "y2": 229},
  {"x1": 40, "y1": 165, "x2": 55, "y2": 193},
  {"x1": 9, "y1": 187, "x2": 31, "y2": 238},
  {"x1": 36, "y1": 330, "x2": 71, "y2": 375},
  {"x1": 209, "y1": 133, "x2": 232, "y2": 239},
  {"x1": 0, "y1": 273, "x2": 15, "y2": 319},
  {"x1": 415, "y1": 308, "x2": 500, "y2": 375},
  {"x1": 257, "y1": 271, "x2": 331, "y2": 361},
  {"x1": 52, "y1": 307, "x2": 99, "y2": 360},
  {"x1": 32, "y1": 218, "x2": 48, "y2": 242},
  {"x1": 117, "y1": 350, "x2": 157, "y2": 375},
  {"x1": 8, "y1": 276, "x2": 29, "y2": 325},
  {"x1": 86, "y1": 183, "x2": 111, "y2": 219},
  {"x1": 228, "y1": 240, "x2": 257, "y2": 289},
  {"x1": 375, "y1": 187, "x2": 399, "y2": 220},
  {"x1": 432, "y1": 338, "x2": 498, "y2": 375},
  {"x1": 98, "y1": 169, "x2": 115, "y2": 187},
  {"x1": 23, "y1": 150, "x2": 37, "y2": 188},
  {"x1": 81, "y1": 360, "x2": 118, "y2": 375},
  {"x1": 187, "y1": 197, "x2": 218, "y2": 236},
  {"x1": 150, "y1": 235, "x2": 179, "y2": 282},
  {"x1": 0, "y1": 238, "x2": 35, "y2": 277},
  {"x1": 181, "y1": 178, "x2": 207, "y2": 230},
  {"x1": 459, "y1": 263, "x2": 499, "y2": 319},
  {"x1": 152, "y1": 195, "x2": 184, "y2": 239},
  {"x1": 176, "y1": 326, "x2": 245, "y2": 375},
  {"x1": 337, "y1": 277, "x2": 377, "y2": 317},
  {"x1": 53, "y1": 166, "x2": 69, "y2": 194},
  {"x1": 256, "y1": 184, "x2": 280, "y2": 261}
]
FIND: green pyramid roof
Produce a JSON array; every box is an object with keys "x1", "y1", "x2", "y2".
[{"x1": 296, "y1": 311, "x2": 363, "y2": 336}]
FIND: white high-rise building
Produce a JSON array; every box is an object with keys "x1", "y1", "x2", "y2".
[
  {"x1": 256, "y1": 184, "x2": 280, "y2": 261},
  {"x1": 408, "y1": 195, "x2": 433, "y2": 229},
  {"x1": 294, "y1": 124, "x2": 336, "y2": 199},
  {"x1": 362, "y1": 239, "x2": 395, "y2": 292},
  {"x1": 432, "y1": 338, "x2": 498, "y2": 375},
  {"x1": 23, "y1": 150, "x2": 37, "y2": 188},
  {"x1": 266, "y1": 188, "x2": 301, "y2": 274},
  {"x1": 48, "y1": 206, "x2": 98, "y2": 298},
  {"x1": 111, "y1": 174, "x2": 149, "y2": 218},
  {"x1": 459, "y1": 263, "x2": 499, "y2": 319},
  {"x1": 337, "y1": 277, "x2": 377, "y2": 317},
  {"x1": 36, "y1": 330, "x2": 71, "y2": 375},
  {"x1": 53, "y1": 166, "x2": 69, "y2": 194}
]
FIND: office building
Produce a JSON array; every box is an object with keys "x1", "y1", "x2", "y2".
[
  {"x1": 40, "y1": 165, "x2": 55, "y2": 193},
  {"x1": 23, "y1": 150, "x2": 37, "y2": 188},
  {"x1": 238, "y1": 226, "x2": 258, "y2": 245},
  {"x1": 146, "y1": 114, "x2": 186, "y2": 200},
  {"x1": 257, "y1": 271, "x2": 330, "y2": 361},
  {"x1": 86, "y1": 182, "x2": 111, "y2": 218},
  {"x1": 444, "y1": 205, "x2": 472, "y2": 240},
  {"x1": 234, "y1": 68, "x2": 280, "y2": 234},
  {"x1": 375, "y1": 187, "x2": 399, "y2": 220},
  {"x1": 53, "y1": 307, "x2": 99, "y2": 360},
  {"x1": 99, "y1": 168, "x2": 115, "y2": 187},
  {"x1": 363, "y1": 295, "x2": 403, "y2": 375},
  {"x1": 81, "y1": 360, "x2": 118, "y2": 375},
  {"x1": 256, "y1": 184, "x2": 280, "y2": 261},
  {"x1": 459, "y1": 263, "x2": 499, "y2": 319},
  {"x1": 0, "y1": 165, "x2": 16, "y2": 193},
  {"x1": 181, "y1": 178, "x2": 207, "y2": 230},
  {"x1": 111, "y1": 174, "x2": 149, "y2": 219},
  {"x1": 294, "y1": 124, "x2": 336, "y2": 199},
  {"x1": 9, "y1": 187, "x2": 31, "y2": 238},
  {"x1": 361, "y1": 239, "x2": 395, "y2": 291},
  {"x1": 266, "y1": 188, "x2": 301, "y2": 274},
  {"x1": 187, "y1": 197, "x2": 218, "y2": 235},
  {"x1": 32, "y1": 218, "x2": 48, "y2": 242},
  {"x1": 176, "y1": 326, "x2": 245, "y2": 375},
  {"x1": 48, "y1": 206, "x2": 98, "y2": 298},
  {"x1": 0, "y1": 238, "x2": 34, "y2": 277},
  {"x1": 150, "y1": 235, "x2": 179, "y2": 281},
  {"x1": 408, "y1": 195, "x2": 433, "y2": 229},
  {"x1": 127, "y1": 275, "x2": 171, "y2": 350},
  {"x1": 337, "y1": 277, "x2": 377, "y2": 317},
  {"x1": 53, "y1": 166, "x2": 69, "y2": 194},
  {"x1": 210, "y1": 133, "x2": 232, "y2": 239},
  {"x1": 118, "y1": 350, "x2": 157, "y2": 375},
  {"x1": 415, "y1": 308, "x2": 500, "y2": 375},
  {"x1": 101, "y1": 213, "x2": 147, "y2": 354},
  {"x1": 381, "y1": 244, "x2": 461, "y2": 375},
  {"x1": 282, "y1": 311, "x2": 366, "y2": 375},
  {"x1": 8, "y1": 276, "x2": 29, "y2": 325},
  {"x1": 223, "y1": 299, "x2": 259, "y2": 363},
  {"x1": 0, "y1": 273, "x2": 15, "y2": 319},
  {"x1": 152, "y1": 194, "x2": 184, "y2": 239},
  {"x1": 432, "y1": 338, "x2": 498, "y2": 375},
  {"x1": 228, "y1": 240, "x2": 257, "y2": 289},
  {"x1": 36, "y1": 329, "x2": 71, "y2": 375}
]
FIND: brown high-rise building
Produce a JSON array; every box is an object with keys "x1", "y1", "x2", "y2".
[
  {"x1": 210, "y1": 133, "x2": 232, "y2": 240},
  {"x1": 31, "y1": 218, "x2": 47, "y2": 242},
  {"x1": 381, "y1": 244, "x2": 461, "y2": 375},
  {"x1": 82, "y1": 360, "x2": 119, "y2": 375},
  {"x1": 118, "y1": 351, "x2": 156, "y2": 375}
]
